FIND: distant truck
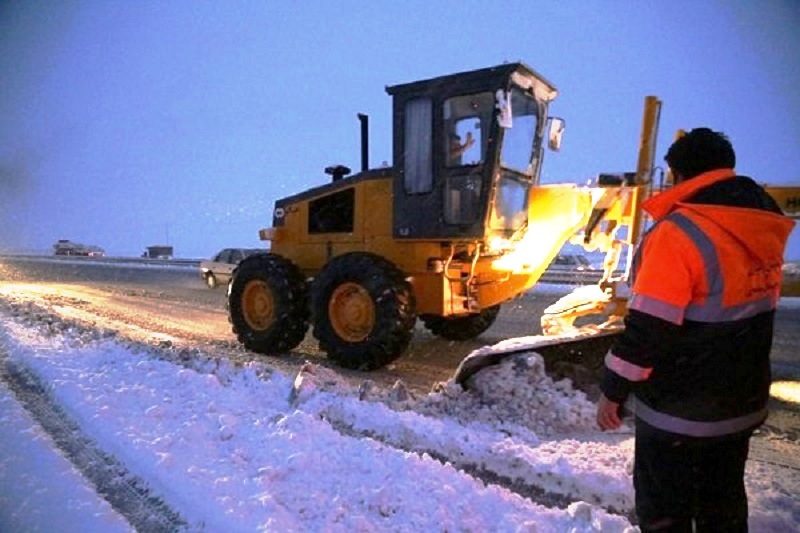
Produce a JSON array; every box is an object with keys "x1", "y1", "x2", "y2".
[
  {"x1": 142, "y1": 245, "x2": 174, "y2": 259},
  {"x1": 53, "y1": 239, "x2": 105, "y2": 257}
]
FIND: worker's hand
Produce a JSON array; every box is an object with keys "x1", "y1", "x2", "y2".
[{"x1": 597, "y1": 394, "x2": 623, "y2": 431}]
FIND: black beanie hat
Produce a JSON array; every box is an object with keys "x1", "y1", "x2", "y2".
[{"x1": 664, "y1": 127, "x2": 736, "y2": 180}]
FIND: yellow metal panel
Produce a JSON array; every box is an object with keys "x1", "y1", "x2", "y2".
[
  {"x1": 258, "y1": 227, "x2": 284, "y2": 241},
  {"x1": 630, "y1": 96, "x2": 662, "y2": 246},
  {"x1": 362, "y1": 179, "x2": 394, "y2": 237},
  {"x1": 474, "y1": 271, "x2": 540, "y2": 309},
  {"x1": 764, "y1": 186, "x2": 800, "y2": 218},
  {"x1": 367, "y1": 238, "x2": 445, "y2": 276},
  {"x1": 408, "y1": 273, "x2": 448, "y2": 315}
]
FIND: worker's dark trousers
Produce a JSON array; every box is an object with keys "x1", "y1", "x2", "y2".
[{"x1": 633, "y1": 419, "x2": 752, "y2": 533}]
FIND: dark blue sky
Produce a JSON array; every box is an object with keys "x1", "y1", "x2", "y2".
[{"x1": 1, "y1": 1, "x2": 798, "y2": 259}]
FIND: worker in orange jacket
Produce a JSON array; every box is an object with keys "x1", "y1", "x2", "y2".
[{"x1": 596, "y1": 128, "x2": 795, "y2": 532}]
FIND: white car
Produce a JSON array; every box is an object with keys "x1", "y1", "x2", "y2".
[
  {"x1": 547, "y1": 254, "x2": 593, "y2": 271},
  {"x1": 199, "y1": 248, "x2": 264, "y2": 289}
]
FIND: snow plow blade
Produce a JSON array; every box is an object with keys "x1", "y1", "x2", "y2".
[{"x1": 452, "y1": 330, "x2": 622, "y2": 389}]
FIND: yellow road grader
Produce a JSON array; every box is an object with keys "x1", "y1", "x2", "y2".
[{"x1": 227, "y1": 62, "x2": 799, "y2": 375}]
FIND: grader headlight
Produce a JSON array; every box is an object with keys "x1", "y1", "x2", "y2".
[{"x1": 487, "y1": 236, "x2": 514, "y2": 254}]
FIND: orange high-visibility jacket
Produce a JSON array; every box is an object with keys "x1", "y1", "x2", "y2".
[{"x1": 601, "y1": 169, "x2": 795, "y2": 438}]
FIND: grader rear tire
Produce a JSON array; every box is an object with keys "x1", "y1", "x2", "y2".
[
  {"x1": 420, "y1": 304, "x2": 501, "y2": 341},
  {"x1": 312, "y1": 252, "x2": 416, "y2": 370},
  {"x1": 227, "y1": 253, "x2": 309, "y2": 354}
]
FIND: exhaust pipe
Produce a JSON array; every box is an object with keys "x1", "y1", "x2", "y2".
[{"x1": 357, "y1": 113, "x2": 369, "y2": 172}]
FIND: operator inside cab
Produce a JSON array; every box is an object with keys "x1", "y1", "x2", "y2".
[{"x1": 445, "y1": 108, "x2": 483, "y2": 167}]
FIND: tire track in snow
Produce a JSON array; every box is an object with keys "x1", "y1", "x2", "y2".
[
  {"x1": 320, "y1": 414, "x2": 636, "y2": 523},
  {"x1": 287, "y1": 368, "x2": 635, "y2": 520},
  {"x1": 0, "y1": 350, "x2": 187, "y2": 532}
]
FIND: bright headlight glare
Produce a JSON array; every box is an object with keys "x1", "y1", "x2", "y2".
[{"x1": 488, "y1": 236, "x2": 512, "y2": 253}]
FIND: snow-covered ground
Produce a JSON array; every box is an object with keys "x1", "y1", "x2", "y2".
[{"x1": 0, "y1": 291, "x2": 798, "y2": 531}]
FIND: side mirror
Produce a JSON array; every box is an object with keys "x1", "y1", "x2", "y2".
[{"x1": 548, "y1": 117, "x2": 565, "y2": 151}]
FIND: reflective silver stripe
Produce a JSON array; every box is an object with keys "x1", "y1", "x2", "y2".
[
  {"x1": 685, "y1": 295, "x2": 776, "y2": 322},
  {"x1": 605, "y1": 351, "x2": 652, "y2": 381},
  {"x1": 634, "y1": 397, "x2": 767, "y2": 437},
  {"x1": 629, "y1": 293, "x2": 684, "y2": 324},
  {"x1": 668, "y1": 213, "x2": 776, "y2": 322},
  {"x1": 668, "y1": 212, "x2": 723, "y2": 309}
]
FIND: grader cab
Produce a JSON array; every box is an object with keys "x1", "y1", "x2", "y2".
[{"x1": 226, "y1": 62, "x2": 664, "y2": 371}]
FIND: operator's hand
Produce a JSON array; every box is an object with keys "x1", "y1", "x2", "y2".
[
  {"x1": 597, "y1": 394, "x2": 622, "y2": 431},
  {"x1": 464, "y1": 131, "x2": 475, "y2": 149}
]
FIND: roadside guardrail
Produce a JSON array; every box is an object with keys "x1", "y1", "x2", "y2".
[
  {"x1": 1, "y1": 253, "x2": 614, "y2": 284},
  {"x1": 0, "y1": 253, "x2": 201, "y2": 268}
]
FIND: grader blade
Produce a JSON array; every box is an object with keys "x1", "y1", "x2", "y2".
[{"x1": 452, "y1": 329, "x2": 622, "y2": 389}]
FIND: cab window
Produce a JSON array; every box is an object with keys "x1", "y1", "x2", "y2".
[
  {"x1": 499, "y1": 87, "x2": 540, "y2": 173},
  {"x1": 403, "y1": 98, "x2": 433, "y2": 194},
  {"x1": 309, "y1": 188, "x2": 354, "y2": 233},
  {"x1": 443, "y1": 92, "x2": 492, "y2": 167}
]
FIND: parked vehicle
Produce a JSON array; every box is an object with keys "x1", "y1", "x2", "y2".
[
  {"x1": 546, "y1": 254, "x2": 593, "y2": 271},
  {"x1": 52, "y1": 239, "x2": 105, "y2": 257},
  {"x1": 142, "y1": 245, "x2": 174, "y2": 259},
  {"x1": 200, "y1": 248, "x2": 263, "y2": 289}
]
